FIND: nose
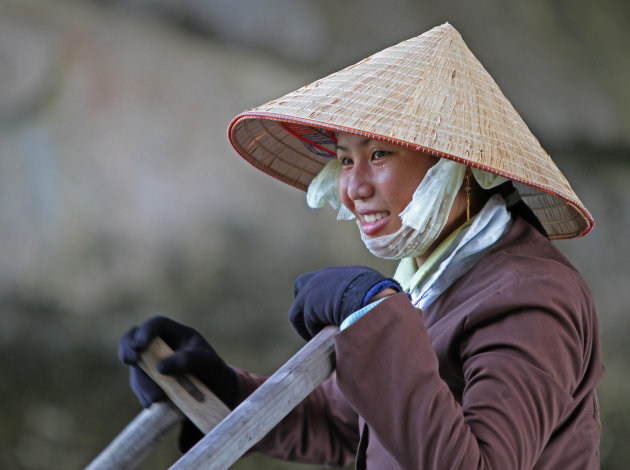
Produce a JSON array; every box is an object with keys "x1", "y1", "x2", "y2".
[{"x1": 345, "y1": 164, "x2": 374, "y2": 201}]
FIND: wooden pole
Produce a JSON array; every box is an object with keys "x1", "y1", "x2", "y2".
[
  {"x1": 138, "y1": 337, "x2": 232, "y2": 434},
  {"x1": 169, "y1": 326, "x2": 338, "y2": 470},
  {"x1": 84, "y1": 402, "x2": 182, "y2": 470},
  {"x1": 84, "y1": 338, "x2": 230, "y2": 470},
  {"x1": 84, "y1": 326, "x2": 338, "y2": 470}
]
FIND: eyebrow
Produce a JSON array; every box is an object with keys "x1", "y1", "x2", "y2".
[{"x1": 335, "y1": 138, "x2": 373, "y2": 152}]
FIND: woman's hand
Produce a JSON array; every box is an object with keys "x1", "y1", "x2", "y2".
[
  {"x1": 289, "y1": 266, "x2": 401, "y2": 340},
  {"x1": 118, "y1": 316, "x2": 241, "y2": 451},
  {"x1": 119, "y1": 315, "x2": 240, "y2": 408}
]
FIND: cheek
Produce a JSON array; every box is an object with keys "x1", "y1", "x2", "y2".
[{"x1": 382, "y1": 167, "x2": 426, "y2": 209}]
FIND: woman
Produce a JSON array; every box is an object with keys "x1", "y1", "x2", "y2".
[{"x1": 119, "y1": 23, "x2": 603, "y2": 469}]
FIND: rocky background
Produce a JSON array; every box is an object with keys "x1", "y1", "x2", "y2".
[{"x1": 0, "y1": 0, "x2": 629, "y2": 469}]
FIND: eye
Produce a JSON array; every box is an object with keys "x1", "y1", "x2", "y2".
[
  {"x1": 372, "y1": 150, "x2": 390, "y2": 160},
  {"x1": 338, "y1": 155, "x2": 353, "y2": 166}
]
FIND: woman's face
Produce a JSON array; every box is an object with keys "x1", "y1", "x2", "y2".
[{"x1": 336, "y1": 132, "x2": 438, "y2": 238}]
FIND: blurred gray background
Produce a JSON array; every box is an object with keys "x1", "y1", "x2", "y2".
[{"x1": 1, "y1": 0, "x2": 628, "y2": 469}]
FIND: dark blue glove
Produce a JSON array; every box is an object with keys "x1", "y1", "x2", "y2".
[
  {"x1": 289, "y1": 266, "x2": 402, "y2": 340},
  {"x1": 118, "y1": 316, "x2": 241, "y2": 451}
]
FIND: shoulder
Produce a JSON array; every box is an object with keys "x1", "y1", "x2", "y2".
[
  {"x1": 428, "y1": 217, "x2": 596, "y2": 331},
  {"x1": 483, "y1": 217, "x2": 591, "y2": 303}
]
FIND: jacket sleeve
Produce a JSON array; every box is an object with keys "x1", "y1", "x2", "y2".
[
  {"x1": 234, "y1": 369, "x2": 360, "y2": 466},
  {"x1": 334, "y1": 265, "x2": 601, "y2": 470}
]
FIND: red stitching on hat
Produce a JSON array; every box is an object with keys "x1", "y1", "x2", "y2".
[{"x1": 278, "y1": 122, "x2": 337, "y2": 156}]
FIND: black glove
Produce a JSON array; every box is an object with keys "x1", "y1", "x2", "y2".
[
  {"x1": 289, "y1": 266, "x2": 402, "y2": 340},
  {"x1": 118, "y1": 316, "x2": 241, "y2": 451}
]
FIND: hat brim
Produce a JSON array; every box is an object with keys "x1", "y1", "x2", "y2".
[{"x1": 229, "y1": 112, "x2": 593, "y2": 240}]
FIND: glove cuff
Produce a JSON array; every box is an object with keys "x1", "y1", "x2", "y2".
[
  {"x1": 362, "y1": 279, "x2": 403, "y2": 307},
  {"x1": 342, "y1": 273, "x2": 402, "y2": 318}
]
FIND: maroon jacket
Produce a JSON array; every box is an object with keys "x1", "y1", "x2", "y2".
[{"x1": 238, "y1": 217, "x2": 604, "y2": 469}]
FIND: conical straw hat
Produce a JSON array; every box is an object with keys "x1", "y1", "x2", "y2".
[{"x1": 228, "y1": 22, "x2": 593, "y2": 239}]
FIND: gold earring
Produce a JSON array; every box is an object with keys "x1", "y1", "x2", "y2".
[{"x1": 465, "y1": 173, "x2": 471, "y2": 222}]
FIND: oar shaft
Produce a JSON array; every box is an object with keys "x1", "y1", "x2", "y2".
[
  {"x1": 169, "y1": 326, "x2": 338, "y2": 470},
  {"x1": 85, "y1": 326, "x2": 338, "y2": 470},
  {"x1": 84, "y1": 402, "x2": 182, "y2": 470}
]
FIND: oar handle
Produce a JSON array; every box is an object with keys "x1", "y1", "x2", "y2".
[
  {"x1": 84, "y1": 337, "x2": 230, "y2": 470},
  {"x1": 138, "y1": 337, "x2": 231, "y2": 434}
]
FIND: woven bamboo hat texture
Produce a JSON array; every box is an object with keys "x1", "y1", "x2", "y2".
[{"x1": 228, "y1": 22, "x2": 593, "y2": 239}]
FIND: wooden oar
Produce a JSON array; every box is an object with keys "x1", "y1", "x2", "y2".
[
  {"x1": 84, "y1": 326, "x2": 338, "y2": 470},
  {"x1": 84, "y1": 401, "x2": 182, "y2": 470},
  {"x1": 84, "y1": 336, "x2": 231, "y2": 470},
  {"x1": 169, "y1": 325, "x2": 338, "y2": 469}
]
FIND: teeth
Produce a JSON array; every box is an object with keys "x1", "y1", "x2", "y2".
[{"x1": 364, "y1": 212, "x2": 387, "y2": 223}]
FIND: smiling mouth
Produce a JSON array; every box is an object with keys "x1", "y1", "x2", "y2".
[{"x1": 363, "y1": 212, "x2": 389, "y2": 223}]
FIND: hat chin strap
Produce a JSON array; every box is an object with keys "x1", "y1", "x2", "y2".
[{"x1": 359, "y1": 159, "x2": 465, "y2": 260}]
